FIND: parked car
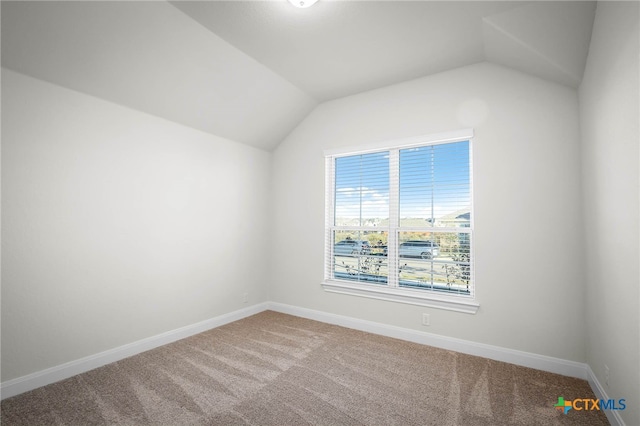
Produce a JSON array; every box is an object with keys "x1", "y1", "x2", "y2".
[
  {"x1": 398, "y1": 240, "x2": 439, "y2": 259},
  {"x1": 374, "y1": 245, "x2": 388, "y2": 256},
  {"x1": 334, "y1": 239, "x2": 371, "y2": 256}
]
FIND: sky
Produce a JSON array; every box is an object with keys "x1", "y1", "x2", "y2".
[{"x1": 334, "y1": 140, "x2": 470, "y2": 224}]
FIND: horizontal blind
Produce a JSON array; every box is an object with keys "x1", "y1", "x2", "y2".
[
  {"x1": 328, "y1": 151, "x2": 390, "y2": 284},
  {"x1": 334, "y1": 151, "x2": 390, "y2": 227},
  {"x1": 397, "y1": 140, "x2": 472, "y2": 294},
  {"x1": 399, "y1": 141, "x2": 471, "y2": 227}
]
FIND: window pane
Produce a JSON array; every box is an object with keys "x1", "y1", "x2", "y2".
[
  {"x1": 399, "y1": 141, "x2": 470, "y2": 227},
  {"x1": 335, "y1": 152, "x2": 389, "y2": 226},
  {"x1": 397, "y1": 231, "x2": 471, "y2": 294},
  {"x1": 333, "y1": 230, "x2": 388, "y2": 284}
]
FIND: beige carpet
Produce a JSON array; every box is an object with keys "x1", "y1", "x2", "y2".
[{"x1": 1, "y1": 311, "x2": 609, "y2": 425}]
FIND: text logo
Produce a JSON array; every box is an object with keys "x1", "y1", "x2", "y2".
[{"x1": 554, "y1": 397, "x2": 626, "y2": 414}]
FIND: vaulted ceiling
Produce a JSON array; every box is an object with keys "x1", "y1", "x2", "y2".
[{"x1": 1, "y1": 1, "x2": 596, "y2": 151}]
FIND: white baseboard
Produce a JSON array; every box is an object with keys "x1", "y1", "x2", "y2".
[
  {"x1": 0, "y1": 302, "x2": 270, "y2": 400},
  {"x1": 268, "y1": 302, "x2": 589, "y2": 380},
  {"x1": 587, "y1": 365, "x2": 626, "y2": 426},
  {"x1": 2, "y1": 301, "x2": 601, "y2": 407}
]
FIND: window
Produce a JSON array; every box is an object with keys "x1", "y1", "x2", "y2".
[{"x1": 323, "y1": 130, "x2": 478, "y2": 314}]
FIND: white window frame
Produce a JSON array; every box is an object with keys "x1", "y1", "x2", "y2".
[{"x1": 323, "y1": 129, "x2": 479, "y2": 314}]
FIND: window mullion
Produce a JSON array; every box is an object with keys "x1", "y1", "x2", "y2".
[{"x1": 388, "y1": 149, "x2": 399, "y2": 288}]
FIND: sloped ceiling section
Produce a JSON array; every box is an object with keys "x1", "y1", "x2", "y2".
[
  {"x1": 170, "y1": 1, "x2": 523, "y2": 102},
  {"x1": 1, "y1": 1, "x2": 596, "y2": 150},
  {"x1": 172, "y1": 1, "x2": 595, "y2": 100},
  {"x1": 483, "y1": 2, "x2": 596, "y2": 88},
  {"x1": 1, "y1": 1, "x2": 316, "y2": 151}
]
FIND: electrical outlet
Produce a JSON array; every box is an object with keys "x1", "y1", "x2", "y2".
[
  {"x1": 422, "y1": 313, "x2": 430, "y2": 326},
  {"x1": 243, "y1": 293, "x2": 249, "y2": 303},
  {"x1": 604, "y1": 365, "x2": 610, "y2": 388}
]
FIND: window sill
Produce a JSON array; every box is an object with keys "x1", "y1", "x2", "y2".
[{"x1": 321, "y1": 280, "x2": 479, "y2": 314}]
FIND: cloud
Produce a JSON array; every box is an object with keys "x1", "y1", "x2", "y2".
[{"x1": 336, "y1": 186, "x2": 390, "y2": 219}]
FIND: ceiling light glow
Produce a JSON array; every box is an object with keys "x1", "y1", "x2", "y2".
[{"x1": 288, "y1": 0, "x2": 318, "y2": 8}]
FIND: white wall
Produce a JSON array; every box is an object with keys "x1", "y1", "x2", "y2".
[
  {"x1": 579, "y1": 3, "x2": 639, "y2": 425},
  {"x1": 270, "y1": 62, "x2": 586, "y2": 362},
  {"x1": 1, "y1": 69, "x2": 270, "y2": 381}
]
